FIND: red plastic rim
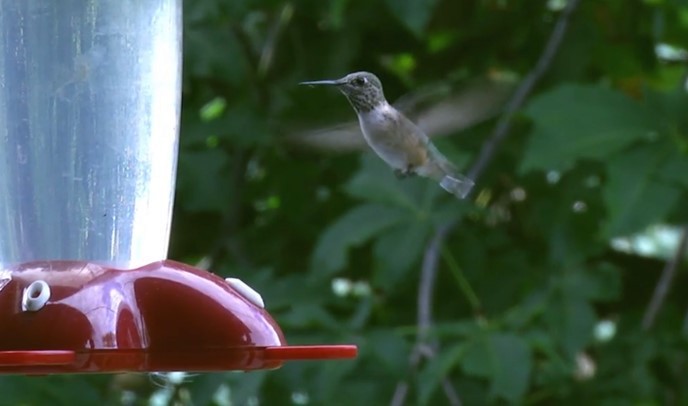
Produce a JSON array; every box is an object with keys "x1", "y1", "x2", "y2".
[
  {"x1": 0, "y1": 350, "x2": 75, "y2": 367},
  {"x1": 264, "y1": 345, "x2": 358, "y2": 361}
]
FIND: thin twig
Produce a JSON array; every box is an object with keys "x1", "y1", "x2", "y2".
[
  {"x1": 258, "y1": 3, "x2": 294, "y2": 77},
  {"x1": 441, "y1": 379, "x2": 463, "y2": 406},
  {"x1": 418, "y1": 223, "x2": 452, "y2": 339},
  {"x1": 467, "y1": 0, "x2": 582, "y2": 182},
  {"x1": 643, "y1": 224, "x2": 688, "y2": 330},
  {"x1": 442, "y1": 246, "x2": 482, "y2": 314},
  {"x1": 390, "y1": 224, "x2": 459, "y2": 406},
  {"x1": 390, "y1": 1, "x2": 582, "y2": 404}
]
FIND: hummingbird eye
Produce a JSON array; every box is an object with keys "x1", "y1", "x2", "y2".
[{"x1": 352, "y1": 77, "x2": 367, "y2": 86}]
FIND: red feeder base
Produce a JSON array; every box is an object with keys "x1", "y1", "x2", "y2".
[{"x1": 0, "y1": 260, "x2": 356, "y2": 373}]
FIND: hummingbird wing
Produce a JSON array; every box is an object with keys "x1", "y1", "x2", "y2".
[{"x1": 286, "y1": 79, "x2": 512, "y2": 153}]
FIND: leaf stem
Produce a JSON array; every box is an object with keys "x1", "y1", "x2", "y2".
[{"x1": 441, "y1": 245, "x2": 483, "y2": 316}]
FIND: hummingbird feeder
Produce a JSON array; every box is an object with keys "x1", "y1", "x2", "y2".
[{"x1": 0, "y1": 1, "x2": 356, "y2": 374}]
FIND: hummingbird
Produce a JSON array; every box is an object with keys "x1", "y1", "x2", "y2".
[{"x1": 300, "y1": 71, "x2": 474, "y2": 199}]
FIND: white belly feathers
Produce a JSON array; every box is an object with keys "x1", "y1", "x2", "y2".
[{"x1": 357, "y1": 104, "x2": 408, "y2": 170}]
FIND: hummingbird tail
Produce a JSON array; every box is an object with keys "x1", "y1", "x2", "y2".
[
  {"x1": 439, "y1": 174, "x2": 474, "y2": 199},
  {"x1": 418, "y1": 146, "x2": 475, "y2": 199}
]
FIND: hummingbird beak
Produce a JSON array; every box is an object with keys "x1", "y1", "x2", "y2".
[{"x1": 299, "y1": 79, "x2": 345, "y2": 87}]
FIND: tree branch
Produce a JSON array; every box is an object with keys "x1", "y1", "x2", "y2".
[
  {"x1": 390, "y1": 1, "x2": 582, "y2": 404},
  {"x1": 643, "y1": 224, "x2": 688, "y2": 330},
  {"x1": 467, "y1": 0, "x2": 582, "y2": 182},
  {"x1": 390, "y1": 224, "x2": 459, "y2": 406},
  {"x1": 418, "y1": 223, "x2": 452, "y2": 339}
]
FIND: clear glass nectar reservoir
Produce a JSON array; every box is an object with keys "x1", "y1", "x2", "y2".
[{"x1": 0, "y1": 1, "x2": 182, "y2": 267}]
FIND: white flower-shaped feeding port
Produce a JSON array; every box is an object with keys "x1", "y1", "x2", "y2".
[{"x1": 21, "y1": 280, "x2": 51, "y2": 312}]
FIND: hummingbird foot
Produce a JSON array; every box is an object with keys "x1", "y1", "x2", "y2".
[{"x1": 393, "y1": 167, "x2": 416, "y2": 179}]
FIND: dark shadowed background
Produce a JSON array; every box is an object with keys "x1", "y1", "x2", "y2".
[{"x1": 2, "y1": 0, "x2": 688, "y2": 404}]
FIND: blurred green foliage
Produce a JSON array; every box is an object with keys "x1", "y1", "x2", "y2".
[{"x1": 4, "y1": 0, "x2": 688, "y2": 404}]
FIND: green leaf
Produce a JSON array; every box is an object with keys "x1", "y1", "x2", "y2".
[
  {"x1": 175, "y1": 149, "x2": 232, "y2": 212},
  {"x1": 573, "y1": 263, "x2": 622, "y2": 302},
  {"x1": 603, "y1": 143, "x2": 681, "y2": 237},
  {"x1": 184, "y1": 27, "x2": 248, "y2": 85},
  {"x1": 186, "y1": 373, "x2": 232, "y2": 406},
  {"x1": 344, "y1": 154, "x2": 456, "y2": 219},
  {"x1": 225, "y1": 371, "x2": 269, "y2": 405},
  {"x1": 311, "y1": 203, "x2": 406, "y2": 275},
  {"x1": 521, "y1": 85, "x2": 662, "y2": 172},
  {"x1": 432, "y1": 320, "x2": 482, "y2": 338},
  {"x1": 279, "y1": 303, "x2": 341, "y2": 329},
  {"x1": 385, "y1": 0, "x2": 439, "y2": 36},
  {"x1": 366, "y1": 330, "x2": 412, "y2": 373},
  {"x1": 312, "y1": 356, "x2": 361, "y2": 402},
  {"x1": 658, "y1": 150, "x2": 688, "y2": 189},
  {"x1": 645, "y1": 87, "x2": 688, "y2": 132},
  {"x1": 460, "y1": 334, "x2": 493, "y2": 378},
  {"x1": 199, "y1": 96, "x2": 227, "y2": 121},
  {"x1": 418, "y1": 344, "x2": 467, "y2": 405},
  {"x1": 0, "y1": 375, "x2": 108, "y2": 405},
  {"x1": 488, "y1": 333, "x2": 532, "y2": 402},
  {"x1": 459, "y1": 333, "x2": 532, "y2": 403},
  {"x1": 325, "y1": 0, "x2": 351, "y2": 29},
  {"x1": 344, "y1": 154, "x2": 428, "y2": 209},
  {"x1": 546, "y1": 293, "x2": 596, "y2": 356},
  {"x1": 216, "y1": 104, "x2": 272, "y2": 147},
  {"x1": 373, "y1": 220, "x2": 433, "y2": 287}
]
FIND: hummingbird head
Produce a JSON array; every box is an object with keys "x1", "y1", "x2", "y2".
[{"x1": 300, "y1": 71, "x2": 387, "y2": 113}]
